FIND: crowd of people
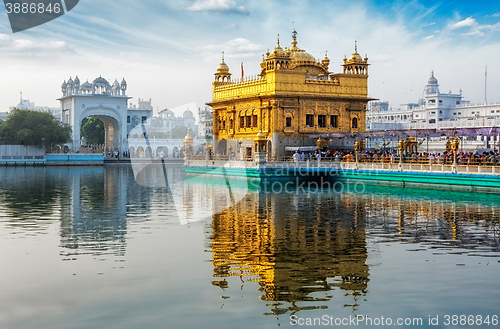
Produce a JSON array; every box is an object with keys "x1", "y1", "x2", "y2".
[{"x1": 290, "y1": 149, "x2": 500, "y2": 166}]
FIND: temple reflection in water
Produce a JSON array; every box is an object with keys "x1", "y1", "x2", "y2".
[
  {"x1": 208, "y1": 188, "x2": 370, "y2": 313},
  {"x1": 206, "y1": 183, "x2": 500, "y2": 315}
]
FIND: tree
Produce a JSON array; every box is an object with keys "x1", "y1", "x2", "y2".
[
  {"x1": 81, "y1": 117, "x2": 105, "y2": 145},
  {"x1": 0, "y1": 108, "x2": 71, "y2": 147},
  {"x1": 169, "y1": 126, "x2": 189, "y2": 139}
]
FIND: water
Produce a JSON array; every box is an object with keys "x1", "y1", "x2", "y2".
[{"x1": 0, "y1": 166, "x2": 499, "y2": 329}]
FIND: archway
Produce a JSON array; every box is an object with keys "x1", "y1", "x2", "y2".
[
  {"x1": 129, "y1": 146, "x2": 135, "y2": 157},
  {"x1": 78, "y1": 107, "x2": 123, "y2": 153},
  {"x1": 137, "y1": 146, "x2": 144, "y2": 158},
  {"x1": 217, "y1": 139, "x2": 227, "y2": 155}
]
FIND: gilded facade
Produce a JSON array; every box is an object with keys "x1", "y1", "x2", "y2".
[{"x1": 207, "y1": 30, "x2": 373, "y2": 157}]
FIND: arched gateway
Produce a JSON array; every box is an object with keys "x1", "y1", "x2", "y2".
[{"x1": 58, "y1": 76, "x2": 131, "y2": 152}]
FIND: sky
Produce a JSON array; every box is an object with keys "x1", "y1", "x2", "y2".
[{"x1": 2, "y1": 0, "x2": 500, "y2": 117}]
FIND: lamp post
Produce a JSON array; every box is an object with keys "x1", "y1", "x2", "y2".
[
  {"x1": 398, "y1": 138, "x2": 404, "y2": 171},
  {"x1": 451, "y1": 136, "x2": 459, "y2": 173},
  {"x1": 354, "y1": 139, "x2": 360, "y2": 170}
]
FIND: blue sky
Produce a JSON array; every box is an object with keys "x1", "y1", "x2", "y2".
[{"x1": 1, "y1": 0, "x2": 500, "y2": 115}]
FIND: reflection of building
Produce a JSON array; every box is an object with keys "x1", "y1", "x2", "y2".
[
  {"x1": 209, "y1": 190, "x2": 369, "y2": 313},
  {"x1": 60, "y1": 167, "x2": 128, "y2": 256},
  {"x1": 207, "y1": 30, "x2": 372, "y2": 157}
]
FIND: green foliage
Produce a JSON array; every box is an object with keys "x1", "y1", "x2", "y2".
[
  {"x1": 0, "y1": 108, "x2": 71, "y2": 146},
  {"x1": 148, "y1": 131, "x2": 168, "y2": 139},
  {"x1": 81, "y1": 117, "x2": 105, "y2": 145},
  {"x1": 169, "y1": 126, "x2": 189, "y2": 139}
]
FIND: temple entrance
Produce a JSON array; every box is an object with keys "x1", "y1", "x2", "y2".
[{"x1": 80, "y1": 114, "x2": 120, "y2": 152}]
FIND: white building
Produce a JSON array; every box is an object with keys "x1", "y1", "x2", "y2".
[
  {"x1": 59, "y1": 75, "x2": 131, "y2": 152},
  {"x1": 365, "y1": 71, "x2": 500, "y2": 131},
  {"x1": 366, "y1": 71, "x2": 500, "y2": 152},
  {"x1": 198, "y1": 106, "x2": 213, "y2": 138},
  {"x1": 9, "y1": 97, "x2": 61, "y2": 121},
  {"x1": 146, "y1": 108, "x2": 197, "y2": 137},
  {"x1": 127, "y1": 98, "x2": 153, "y2": 136}
]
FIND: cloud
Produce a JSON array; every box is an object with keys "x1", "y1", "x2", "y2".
[
  {"x1": 423, "y1": 35, "x2": 434, "y2": 40},
  {"x1": 196, "y1": 38, "x2": 263, "y2": 61},
  {"x1": 447, "y1": 17, "x2": 500, "y2": 37},
  {"x1": 186, "y1": 0, "x2": 248, "y2": 15},
  {"x1": 449, "y1": 17, "x2": 476, "y2": 30},
  {"x1": 0, "y1": 34, "x2": 74, "y2": 56}
]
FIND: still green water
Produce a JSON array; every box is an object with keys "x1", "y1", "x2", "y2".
[{"x1": 0, "y1": 166, "x2": 499, "y2": 329}]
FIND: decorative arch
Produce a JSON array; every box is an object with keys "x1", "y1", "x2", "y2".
[{"x1": 80, "y1": 105, "x2": 123, "y2": 152}]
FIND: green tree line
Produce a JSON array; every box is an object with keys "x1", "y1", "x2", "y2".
[{"x1": 0, "y1": 108, "x2": 71, "y2": 147}]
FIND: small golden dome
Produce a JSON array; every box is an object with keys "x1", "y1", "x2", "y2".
[
  {"x1": 322, "y1": 51, "x2": 330, "y2": 65},
  {"x1": 428, "y1": 70, "x2": 438, "y2": 85},
  {"x1": 217, "y1": 60, "x2": 229, "y2": 73},
  {"x1": 184, "y1": 130, "x2": 193, "y2": 142},
  {"x1": 348, "y1": 41, "x2": 363, "y2": 62},
  {"x1": 272, "y1": 35, "x2": 285, "y2": 55}
]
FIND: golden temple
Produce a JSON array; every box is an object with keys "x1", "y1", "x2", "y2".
[{"x1": 207, "y1": 30, "x2": 373, "y2": 157}]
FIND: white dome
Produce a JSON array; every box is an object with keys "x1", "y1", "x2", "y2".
[{"x1": 183, "y1": 109, "x2": 193, "y2": 118}]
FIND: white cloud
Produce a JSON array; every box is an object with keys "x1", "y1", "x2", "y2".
[
  {"x1": 423, "y1": 35, "x2": 434, "y2": 40},
  {"x1": 196, "y1": 38, "x2": 263, "y2": 61},
  {"x1": 186, "y1": 0, "x2": 248, "y2": 15},
  {"x1": 449, "y1": 17, "x2": 476, "y2": 30},
  {"x1": 0, "y1": 34, "x2": 74, "y2": 56}
]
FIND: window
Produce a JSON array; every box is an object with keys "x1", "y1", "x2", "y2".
[
  {"x1": 458, "y1": 112, "x2": 461, "y2": 115},
  {"x1": 252, "y1": 115, "x2": 258, "y2": 127},
  {"x1": 127, "y1": 116, "x2": 130, "y2": 124},
  {"x1": 352, "y1": 117, "x2": 358, "y2": 129},
  {"x1": 286, "y1": 117, "x2": 292, "y2": 127},
  {"x1": 240, "y1": 116, "x2": 244, "y2": 128},
  {"x1": 429, "y1": 119, "x2": 436, "y2": 123},
  {"x1": 222, "y1": 120, "x2": 225, "y2": 130},
  {"x1": 472, "y1": 111, "x2": 475, "y2": 114},
  {"x1": 246, "y1": 115, "x2": 251, "y2": 127},
  {"x1": 330, "y1": 115, "x2": 338, "y2": 128},
  {"x1": 142, "y1": 116, "x2": 147, "y2": 123},
  {"x1": 318, "y1": 115, "x2": 326, "y2": 127},
  {"x1": 492, "y1": 110, "x2": 495, "y2": 113},
  {"x1": 306, "y1": 114, "x2": 314, "y2": 127}
]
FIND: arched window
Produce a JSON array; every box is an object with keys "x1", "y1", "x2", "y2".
[{"x1": 352, "y1": 117, "x2": 358, "y2": 129}]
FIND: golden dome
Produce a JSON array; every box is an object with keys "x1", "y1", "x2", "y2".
[
  {"x1": 322, "y1": 52, "x2": 330, "y2": 65},
  {"x1": 348, "y1": 41, "x2": 363, "y2": 62},
  {"x1": 289, "y1": 50, "x2": 316, "y2": 62},
  {"x1": 217, "y1": 60, "x2": 229, "y2": 73},
  {"x1": 428, "y1": 70, "x2": 438, "y2": 85},
  {"x1": 184, "y1": 130, "x2": 193, "y2": 142},
  {"x1": 286, "y1": 29, "x2": 316, "y2": 62},
  {"x1": 272, "y1": 35, "x2": 286, "y2": 56}
]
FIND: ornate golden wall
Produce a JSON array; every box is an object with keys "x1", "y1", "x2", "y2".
[{"x1": 207, "y1": 32, "x2": 373, "y2": 155}]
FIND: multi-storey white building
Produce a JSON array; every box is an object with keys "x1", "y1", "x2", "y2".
[
  {"x1": 198, "y1": 106, "x2": 213, "y2": 138},
  {"x1": 366, "y1": 71, "x2": 500, "y2": 151},
  {"x1": 9, "y1": 97, "x2": 61, "y2": 121},
  {"x1": 367, "y1": 71, "x2": 500, "y2": 131}
]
